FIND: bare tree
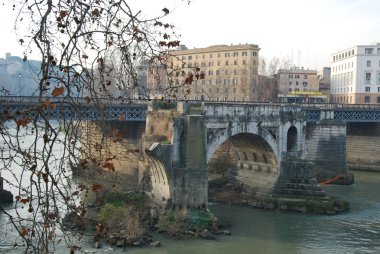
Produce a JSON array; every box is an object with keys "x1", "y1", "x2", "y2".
[
  {"x1": 258, "y1": 56, "x2": 267, "y2": 76},
  {"x1": 0, "y1": 0, "x2": 193, "y2": 253},
  {"x1": 268, "y1": 57, "x2": 280, "y2": 76}
]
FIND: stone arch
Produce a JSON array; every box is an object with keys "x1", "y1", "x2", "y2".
[
  {"x1": 145, "y1": 144, "x2": 170, "y2": 204},
  {"x1": 207, "y1": 127, "x2": 280, "y2": 196},
  {"x1": 287, "y1": 126, "x2": 298, "y2": 152},
  {"x1": 206, "y1": 124, "x2": 279, "y2": 164}
]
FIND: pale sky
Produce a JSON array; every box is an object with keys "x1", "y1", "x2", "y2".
[{"x1": 1, "y1": 0, "x2": 379, "y2": 70}]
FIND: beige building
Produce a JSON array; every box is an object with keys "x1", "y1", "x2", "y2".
[
  {"x1": 168, "y1": 44, "x2": 260, "y2": 101},
  {"x1": 276, "y1": 68, "x2": 321, "y2": 103},
  {"x1": 331, "y1": 44, "x2": 380, "y2": 104}
]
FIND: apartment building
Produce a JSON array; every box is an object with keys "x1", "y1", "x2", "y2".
[
  {"x1": 331, "y1": 44, "x2": 380, "y2": 104},
  {"x1": 276, "y1": 67, "x2": 321, "y2": 102},
  {"x1": 169, "y1": 44, "x2": 260, "y2": 101}
]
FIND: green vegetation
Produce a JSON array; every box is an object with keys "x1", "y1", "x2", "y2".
[{"x1": 156, "y1": 209, "x2": 217, "y2": 239}]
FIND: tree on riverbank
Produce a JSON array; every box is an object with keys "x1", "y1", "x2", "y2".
[{"x1": 0, "y1": 0, "x2": 197, "y2": 253}]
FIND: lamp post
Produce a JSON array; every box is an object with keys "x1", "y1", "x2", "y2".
[{"x1": 18, "y1": 73, "x2": 21, "y2": 100}]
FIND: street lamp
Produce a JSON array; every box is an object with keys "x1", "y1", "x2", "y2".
[{"x1": 18, "y1": 73, "x2": 21, "y2": 100}]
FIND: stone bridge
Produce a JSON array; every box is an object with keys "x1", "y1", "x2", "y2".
[{"x1": 142, "y1": 102, "x2": 380, "y2": 209}]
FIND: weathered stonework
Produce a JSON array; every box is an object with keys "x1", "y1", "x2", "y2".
[
  {"x1": 80, "y1": 121, "x2": 145, "y2": 180},
  {"x1": 347, "y1": 122, "x2": 380, "y2": 171}
]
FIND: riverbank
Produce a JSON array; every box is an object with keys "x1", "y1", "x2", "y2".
[{"x1": 208, "y1": 176, "x2": 349, "y2": 215}]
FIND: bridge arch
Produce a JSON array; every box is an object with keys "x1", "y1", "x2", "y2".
[
  {"x1": 145, "y1": 144, "x2": 171, "y2": 203},
  {"x1": 207, "y1": 125, "x2": 280, "y2": 196},
  {"x1": 206, "y1": 124, "x2": 279, "y2": 164},
  {"x1": 287, "y1": 126, "x2": 298, "y2": 152}
]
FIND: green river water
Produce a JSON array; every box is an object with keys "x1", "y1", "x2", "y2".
[{"x1": 1, "y1": 170, "x2": 380, "y2": 254}]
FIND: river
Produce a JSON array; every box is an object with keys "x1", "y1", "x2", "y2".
[{"x1": 2, "y1": 170, "x2": 380, "y2": 253}]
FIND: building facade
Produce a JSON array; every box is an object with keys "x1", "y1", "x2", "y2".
[
  {"x1": 331, "y1": 44, "x2": 380, "y2": 104},
  {"x1": 276, "y1": 68, "x2": 321, "y2": 103},
  {"x1": 169, "y1": 44, "x2": 260, "y2": 101}
]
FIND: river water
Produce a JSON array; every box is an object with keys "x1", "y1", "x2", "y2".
[
  {"x1": 3, "y1": 170, "x2": 380, "y2": 254},
  {"x1": 124, "y1": 170, "x2": 380, "y2": 254}
]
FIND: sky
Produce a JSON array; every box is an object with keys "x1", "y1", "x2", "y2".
[{"x1": 1, "y1": 0, "x2": 379, "y2": 70}]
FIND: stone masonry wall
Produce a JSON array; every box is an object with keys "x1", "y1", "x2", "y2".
[
  {"x1": 80, "y1": 121, "x2": 145, "y2": 179},
  {"x1": 305, "y1": 121, "x2": 347, "y2": 181},
  {"x1": 347, "y1": 123, "x2": 380, "y2": 171}
]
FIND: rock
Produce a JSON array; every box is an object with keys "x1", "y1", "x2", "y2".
[
  {"x1": 150, "y1": 241, "x2": 161, "y2": 247},
  {"x1": 200, "y1": 229, "x2": 216, "y2": 240},
  {"x1": 222, "y1": 230, "x2": 231, "y2": 236},
  {"x1": 116, "y1": 239, "x2": 125, "y2": 247},
  {"x1": 133, "y1": 241, "x2": 142, "y2": 247},
  {"x1": 94, "y1": 240, "x2": 102, "y2": 249}
]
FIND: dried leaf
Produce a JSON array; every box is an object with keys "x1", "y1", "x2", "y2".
[
  {"x1": 20, "y1": 228, "x2": 29, "y2": 237},
  {"x1": 84, "y1": 96, "x2": 92, "y2": 103},
  {"x1": 184, "y1": 73, "x2": 194, "y2": 84},
  {"x1": 15, "y1": 118, "x2": 31, "y2": 127},
  {"x1": 20, "y1": 198, "x2": 29, "y2": 204},
  {"x1": 117, "y1": 114, "x2": 125, "y2": 121},
  {"x1": 60, "y1": 10, "x2": 68, "y2": 18},
  {"x1": 92, "y1": 183, "x2": 102, "y2": 193},
  {"x1": 51, "y1": 87, "x2": 65, "y2": 97}
]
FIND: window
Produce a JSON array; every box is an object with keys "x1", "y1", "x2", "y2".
[
  {"x1": 242, "y1": 60, "x2": 246, "y2": 65},
  {"x1": 365, "y1": 96, "x2": 370, "y2": 103},
  {"x1": 233, "y1": 52, "x2": 238, "y2": 57},
  {"x1": 225, "y1": 61, "x2": 229, "y2": 66},
  {"x1": 253, "y1": 60, "x2": 256, "y2": 65},
  {"x1": 303, "y1": 81, "x2": 308, "y2": 86},
  {"x1": 289, "y1": 88, "x2": 292, "y2": 92},
  {"x1": 367, "y1": 61, "x2": 371, "y2": 67},
  {"x1": 208, "y1": 79, "x2": 213, "y2": 85},
  {"x1": 289, "y1": 75, "x2": 293, "y2": 79},
  {"x1": 181, "y1": 56, "x2": 186, "y2": 60},
  {"x1": 377, "y1": 48, "x2": 380, "y2": 55},
  {"x1": 253, "y1": 52, "x2": 257, "y2": 57},
  {"x1": 304, "y1": 75, "x2": 307, "y2": 79},
  {"x1": 216, "y1": 70, "x2": 220, "y2": 75},
  {"x1": 232, "y1": 78, "x2": 238, "y2": 84},
  {"x1": 296, "y1": 81, "x2": 299, "y2": 86},
  {"x1": 225, "y1": 70, "x2": 229, "y2": 75},
  {"x1": 208, "y1": 62, "x2": 213, "y2": 67},
  {"x1": 223, "y1": 79, "x2": 229, "y2": 85},
  {"x1": 378, "y1": 87, "x2": 380, "y2": 92},
  {"x1": 233, "y1": 69, "x2": 237, "y2": 75},
  {"x1": 216, "y1": 79, "x2": 221, "y2": 84},
  {"x1": 366, "y1": 72, "x2": 371, "y2": 84},
  {"x1": 377, "y1": 73, "x2": 380, "y2": 85},
  {"x1": 242, "y1": 52, "x2": 247, "y2": 57},
  {"x1": 365, "y1": 48, "x2": 373, "y2": 54},
  {"x1": 289, "y1": 81, "x2": 292, "y2": 85},
  {"x1": 377, "y1": 97, "x2": 380, "y2": 104},
  {"x1": 217, "y1": 61, "x2": 220, "y2": 66},
  {"x1": 234, "y1": 60, "x2": 238, "y2": 65},
  {"x1": 218, "y1": 53, "x2": 220, "y2": 58},
  {"x1": 225, "y1": 52, "x2": 230, "y2": 57},
  {"x1": 208, "y1": 70, "x2": 213, "y2": 75},
  {"x1": 295, "y1": 75, "x2": 300, "y2": 79},
  {"x1": 188, "y1": 56, "x2": 192, "y2": 60},
  {"x1": 352, "y1": 49, "x2": 355, "y2": 55},
  {"x1": 365, "y1": 87, "x2": 371, "y2": 92}
]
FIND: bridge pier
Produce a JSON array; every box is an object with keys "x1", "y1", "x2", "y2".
[{"x1": 144, "y1": 104, "x2": 208, "y2": 209}]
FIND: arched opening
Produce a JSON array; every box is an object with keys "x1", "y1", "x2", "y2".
[
  {"x1": 287, "y1": 126, "x2": 298, "y2": 152},
  {"x1": 208, "y1": 133, "x2": 279, "y2": 200}
]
